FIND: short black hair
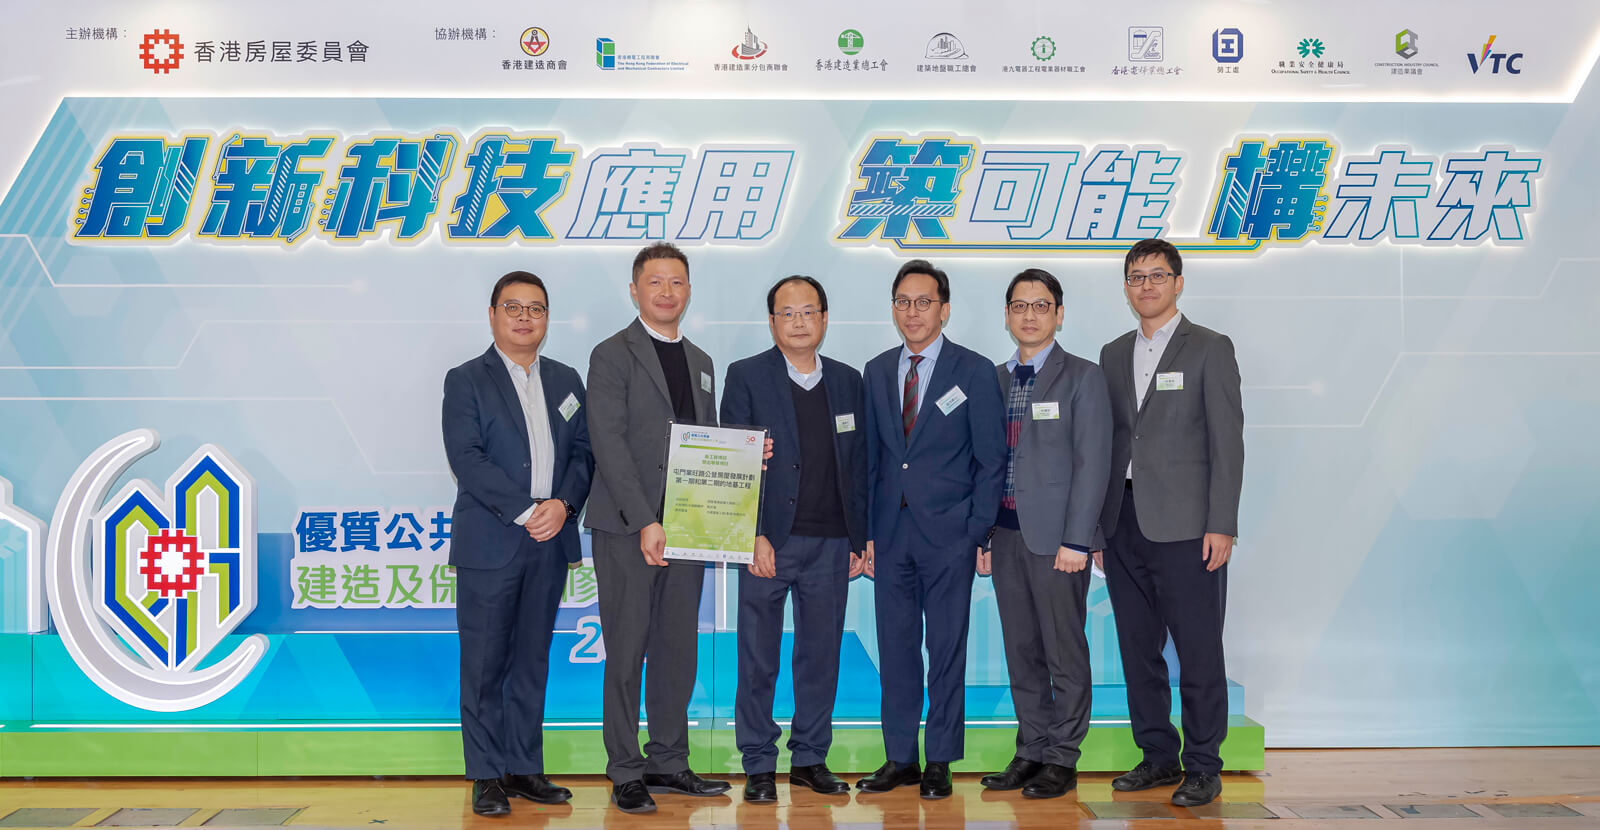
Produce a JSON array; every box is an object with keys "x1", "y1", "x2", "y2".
[
  {"x1": 891, "y1": 259, "x2": 950, "y2": 303},
  {"x1": 766, "y1": 275, "x2": 829, "y2": 314},
  {"x1": 632, "y1": 242, "x2": 690, "y2": 282},
  {"x1": 490, "y1": 271, "x2": 547, "y2": 307},
  {"x1": 1124, "y1": 238, "x2": 1182, "y2": 276},
  {"x1": 1005, "y1": 268, "x2": 1063, "y2": 307}
]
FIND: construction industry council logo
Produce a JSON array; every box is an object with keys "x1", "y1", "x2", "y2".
[
  {"x1": 1396, "y1": 29, "x2": 1420, "y2": 59},
  {"x1": 520, "y1": 27, "x2": 550, "y2": 57},
  {"x1": 682, "y1": 430, "x2": 714, "y2": 442},
  {"x1": 138, "y1": 29, "x2": 184, "y2": 74},
  {"x1": 45, "y1": 430, "x2": 266, "y2": 711},
  {"x1": 733, "y1": 26, "x2": 768, "y2": 60}
]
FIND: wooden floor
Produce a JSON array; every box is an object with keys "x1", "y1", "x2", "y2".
[{"x1": 1, "y1": 749, "x2": 1597, "y2": 828}]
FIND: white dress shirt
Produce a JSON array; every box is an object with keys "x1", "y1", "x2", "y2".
[
  {"x1": 1128, "y1": 311, "x2": 1183, "y2": 479},
  {"x1": 638, "y1": 316, "x2": 683, "y2": 343},
  {"x1": 897, "y1": 333, "x2": 946, "y2": 416},
  {"x1": 496, "y1": 346, "x2": 556, "y2": 524}
]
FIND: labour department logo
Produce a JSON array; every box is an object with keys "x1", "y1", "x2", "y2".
[{"x1": 46, "y1": 430, "x2": 267, "y2": 711}]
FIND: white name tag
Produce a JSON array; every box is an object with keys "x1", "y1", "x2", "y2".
[
  {"x1": 835, "y1": 412, "x2": 856, "y2": 433},
  {"x1": 1031, "y1": 401, "x2": 1060, "y2": 420},
  {"x1": 558, "y1": 393, "x2": 580, "y2": 422},
  {"x1": 935, "y1": 385, "x2": 967, "y2": 415},
  {"x1": 1156, "y1": 372, "x2": 1184, "y2": 391},
  {"x1": 700, "y1": 371, "x2": 713, "y2": 393}
]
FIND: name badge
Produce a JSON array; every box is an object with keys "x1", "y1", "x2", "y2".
[
  {"x1": 1031, "y1": 401, "x2": 1060, "y2": 420},
  {"x1": 700, "y1": 371, "x2": 713, "y2": 393},
  {"x1": 558, "y1": 393, "x2": 580, "y2": 422},
  {"x1": 835, "y1": 413, "x2": 856, "y2": 433},
  {"x1": 1156, "y1": 372, "x2": 1184, "y2": 391},
  {"x1": 935, "y1": 385, "x2": 967, "y2": 415}
]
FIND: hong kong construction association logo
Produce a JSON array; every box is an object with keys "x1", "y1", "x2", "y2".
[{"x1": 45, "y1": 430, "x2": 267, "y2": 711}]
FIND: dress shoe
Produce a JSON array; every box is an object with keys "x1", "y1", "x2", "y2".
[
  {"x1": 920, "y1": 762, "x2": 953, "y2": 799},
  {"x1": 471, "y1": 779, "x2": 511, "y2": 817},
  {"x1": 856, "y1": 760, "x2": 921, "y2": 792},
  {"x1": 790, "y1": 763, "x2": 850, "y2": 795},
  {"x1": 1021, "y1": 764, "x2": 1077, "y2": 799},
  {"x1": 981, "y1": 756, "x2": 1043, "y2": 790},
  {"x1": 1111, "y1": 760, "x2": 1184, "y2": 791},
  {"x1": 743, "y1": 772, "x2": 778, "y2": 803},
  {"x1": 501, "y1": 773, "x2": 571, "y2": 804},
  {"x1": 643, "y1": 769, "x2": 732, "y2": 796},
  {"x1": 611, "y1": 780, "x2": 657, "y2": 814},
  {"x1": 1171, "y1": 771, "x2": 1222, "y2": 806}
]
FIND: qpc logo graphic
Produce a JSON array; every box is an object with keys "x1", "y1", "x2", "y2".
[
  {"x1": 46, "y1": 430, "x2": 266, "y2": 711},
  {"x1": 139, "y1": 29, "x2": 184, "y2": 74}
]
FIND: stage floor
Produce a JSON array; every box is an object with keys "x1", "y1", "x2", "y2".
[{"x1": 0, "y1": 748, "x2": 1597, "y2": 828}]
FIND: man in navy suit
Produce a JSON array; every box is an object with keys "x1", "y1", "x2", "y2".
[
  {"x1": 856, "y1": 259, "x2": 1006, "y2": 799},
  {"x1": 442, "y1": 271, "x2": 594, "y2": 817},
  {"x1": 720, "y1": 275, "x2": 868, "y2": 804}
]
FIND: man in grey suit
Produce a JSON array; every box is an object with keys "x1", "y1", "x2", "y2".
[
  {"x1": 1094, "y1": 238, "x2": 1244, "y2": 808},
  {"x1": 585, "y1": 242, "x2": 730, "y2": 813},
  {"x1": 977, "y1": 268, "x2": 1112, "y2": 800}
]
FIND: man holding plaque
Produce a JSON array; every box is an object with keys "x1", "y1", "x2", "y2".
[
  {"x1": 857, "y1": 260, "x2": 1006, "y2": 799},
  {"x1": 585, "y1": 243, "x2": 729, "y2": 814},
  {"x1": 720, "y1": 275, "x2": 868, "y2": 804}
]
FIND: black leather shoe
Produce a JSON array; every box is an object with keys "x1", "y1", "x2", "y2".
[
  {"x1": 920, "y1": 762, "x2": 953, "y2": 799},
  {"x1": 643, "y1": 769, "x2": 732, "y2": 797},
  {"x1": 471, "y1": 779, "x2": 511, "y2": 817},
  {"x1": 981, "y1": 756, "x2": 1043, "y2": 790},
  {"x1": 1171, "y1": 771, "x2": 1222, "y2": 806},
  {"x1": 611, "y1": 780, "x2": 657, "y2": 813},
  {"x1": 790, "y1": 763, "x2": 850, "y2": 795},
  {"x1": 1021, "y1": 764, "x2": 1077, "y2": 799},
  {"x1": 1112, "y1": 760, "x2": 1184, "y2": 791},
  {"x1": 501, "y1": 773, "x2": 571, "y2": 804},
  {"x1": 856, "y1": 760, "x2": 921, "y2": 792},
  {"x1": 743, "y1": 772, "x2": 777, "y2": 803}
]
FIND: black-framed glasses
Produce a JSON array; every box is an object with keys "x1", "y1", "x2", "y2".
[
  {"x1": 774, "y1": 308, "x2": 820, "y2": 323},
  {"x1": 892, "y1": 297, "x2": 940, "y2": 311},
  {"x1": 495, "y1": 301, "x2": 548, "y2": 319},
  {"x1": 1124, "y1": 271, "x2": 1174, "y2": 287},
  {"x1": 1007, "y1": 300, "x2": 1056, "y2": 315}
]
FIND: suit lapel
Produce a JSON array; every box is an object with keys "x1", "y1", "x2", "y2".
[
  {"x1": 1019, "y1": 343, "x2": 1067, "y2": 440},
  {"x1": 684, "y1": 340, "x2": 714, "y2": 424},
  {"x1": 767, "y1": 348, "x2": 800, "y2": 448},
  {"x1": 1136, "y1": 316, "x2": 1191, "y2": 424},
  {"x1": 481, "y1": 347, "x2": 531, "y2": 453},
  {"x1": 625, "y1": 319, "x2": 674, "y2": 410},
  {"x1": 907, "y1": 341, "x2": 958, "y2": 448}
]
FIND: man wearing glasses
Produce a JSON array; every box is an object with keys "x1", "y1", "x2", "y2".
[
  {"x1": 1094, "y1": 239, "x2": 1244, "y2": 807},
  {"x1": 977, "y1": 268, "x2": 1112, "y2": 800},
  {"x1": 719, "y1": 275, "x2": 868, "y2": 804},
  {"x1": 856, "y1": 260, "x2": 1005, "y2": 799},
  {"x1": 441, "y1": 271, "x2": 594, "y2": 816},
  {"x1": 585, "y1": 243, "x2": 729, "y2": 813}
]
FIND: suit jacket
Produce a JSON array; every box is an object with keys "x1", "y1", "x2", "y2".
[
  {"x1": 863, "y1": 336, "x2": 1006, "y2": 549},
  {"x1": 442, "y1": 347, "x2": 594, "y2": 568},
  {"x1": 720, "y1": 347, "x2": 868, "y2": 554},
  {"x1": 994, "y1": 342, "x2": 1114, "y2": 555},
  {"x1": 584, "y1": 318, "x2": 718, "y2": 536},
  {"x1": 1099, "y1": 315, "x2": 1244, "y2": 543}
]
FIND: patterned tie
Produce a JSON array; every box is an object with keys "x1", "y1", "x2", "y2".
[{"x1": 902, "y1": 355, "x2": 924, "y2": 441}]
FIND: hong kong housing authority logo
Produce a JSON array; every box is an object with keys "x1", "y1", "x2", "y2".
[
  {"x1": 139, "y1": 29, "x2": 184, "y2": 74},
  {"x1": 46, "y1": 430, "x2": 265, "y2": 711}
]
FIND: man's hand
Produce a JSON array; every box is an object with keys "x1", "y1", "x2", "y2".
[
  {"x1": 848, "y1": 550, "x2": 867, "y2": 578},
  {"x1": 1054, "y1": 546, "x2": 1088, "y2": 573},
  {"x1": 761, "y1": 437, "x2": 774, "y2": 470},
  {"x1": 1092, "y1": 550, "x2": 1104, "y2": 572},
  {"x1": 864, "y1": 540, "x2": 875, "y2": 578},
  {"x1": 640, "y1": 522, "x2": 668, "y2": 567},
  {"x1": 749, "y1": 535, "x2": 776, "y2": 578},
  {"x1": 1202, "y1": 533, "x2": 1234, "y2": 572},
  {"x1": 976, "y1": 547, "x2": 991, "y2": 576},
  {"x1": 525, "y1": 500, "x2": 567, "y2": 542}
]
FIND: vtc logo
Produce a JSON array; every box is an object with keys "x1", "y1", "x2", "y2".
[
  {"x1": 1467, "y1": 35, "x2": 1522, "y2": 74},
  {"x1": 46, "y1": 430, "x2": 266, "y2": 711}
]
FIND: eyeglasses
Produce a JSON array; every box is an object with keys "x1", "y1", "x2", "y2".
[
  {"x1": 1007, "y1": 300, "x2": 1056, "y2": 316},
  {"x1": 774, "y1": 308, "x2": 820, "y2": 322},
  {"x1": 892, "y1": 297, "x2": 941, "y2": 312},
  {"x1": 1124, "y1": 271, "x2": 1174, "y2": 287},
  {"x1": 495, "y1": 301, "x2": 548, "y2": 319}
]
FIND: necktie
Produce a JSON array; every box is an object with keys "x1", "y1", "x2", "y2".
[{"x1": 902, "y1": 355, "x2": 924, "y2": 441}]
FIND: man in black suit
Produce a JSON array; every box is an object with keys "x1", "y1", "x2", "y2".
[
  {"x1": 442, "y1": 271, "x2": 593, "y2": 817},
  {"x1": 720, "y1": 275, "x2": 868, "y2": 804}
]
